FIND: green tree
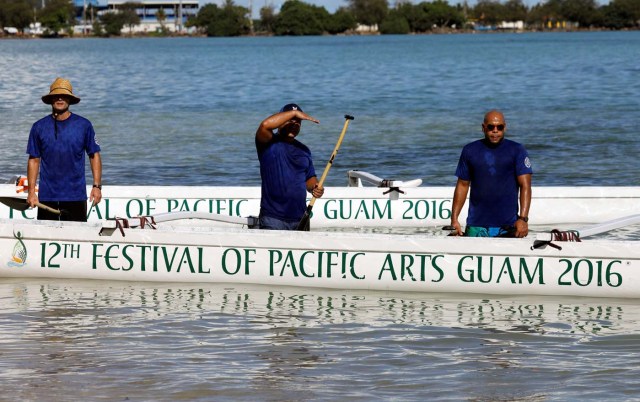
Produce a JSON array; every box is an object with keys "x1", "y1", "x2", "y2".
[
  {"x1": 503, "y1": 0, "x2": 528, "y2": 21},
  {"x1": 156, "y1": 8, "x2": 168, "y2": 34},
  {"x1": 602, "y1": 0, "x2": 640, "y2": 28},
  {"x1": 426, "y1": 0, "x2": 465, "y2": 28},
  {"x1": 258, "y1": 4, "x2": 277, "y2": 33},
  {"x1": 348, "y1": 0, "x2": 389, "y2": 26},
  {"x1": 561, "y1": 0, "x2": 599, "y2": 26},
  {"x1": 0, "y1": 0, "x2": 34, "y2": 31},
  {"x1": 119, "y1": 2, "x2": 142, "y2": 35},
  {"x1": 38, "y1": 0, "x2": 75, "y2": 35},
  {"x1": 272, "y1": 0, "x2": 326, "y2": 35},
  {"x1": 396, "y1": 2, "x2": 430, "y2": 32},
  {"x1": 379, "y1": 9, "x2": 410, "y2": 33},
  {"x1": 325, "y1": 7, "x2": 357, "y2": 34},
  {"x1": 471, "y1": 0, "x2": 507, "y2": 25},
  {"x1": 99, "y1": 11, "x2": 126, "y2": 36},
  {"x1": 529, "y1": 0, "x2": 563, "y2": 27},
  {"x1": 192, "y1": 0, "x2": 250, "y2": 37},
  {"x1": 92, "y1": 18, "x2": 104, "y2": 36}
]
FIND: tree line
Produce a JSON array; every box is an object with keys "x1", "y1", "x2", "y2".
[{"x1": 1, "y1": 0, "x2": 639, "y2": 37}]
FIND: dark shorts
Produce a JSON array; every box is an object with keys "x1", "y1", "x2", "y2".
[
  {"x1": 258, "y1": 214, "x2": 301, "y2": 231},
  {"x1": 465, "y1": 225, "x2": 516, "y2": 238},
  {"x1": 38, "y1": 201, "x2": 87, "y2": 222}
]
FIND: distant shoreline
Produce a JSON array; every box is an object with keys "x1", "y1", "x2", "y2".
[{"x1": 1, "y1": 27, "x2": 638, "y2": 40}]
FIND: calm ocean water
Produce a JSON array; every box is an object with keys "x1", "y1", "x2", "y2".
[{"x1": 1, "y1": 32, "x2": 640, "y2": 400}]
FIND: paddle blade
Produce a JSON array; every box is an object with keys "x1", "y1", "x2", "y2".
[
  {"x1": 296, "y1": 208, "x2": 312, "y2": 231},
  {"x1": 0, "y1": 197, "x2": 30, "y2": 211},
  {"x1": 0, "y1": 197, "x2": 61, "y2": 215}
]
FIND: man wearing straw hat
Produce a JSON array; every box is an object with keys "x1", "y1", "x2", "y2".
[{"x1": 26, "y1": 77, "x2": 102, "y2": 222}]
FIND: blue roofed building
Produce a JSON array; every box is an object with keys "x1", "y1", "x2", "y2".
[
  {"x1": 71, "y1": 0, "x2": 199, "y2": 34},
  {"x1": 73, "y1": 0, "x2": 107, "y2": 5},
  {"x1": 104, "y1": 0, "x2": 199, "y2": 33}
]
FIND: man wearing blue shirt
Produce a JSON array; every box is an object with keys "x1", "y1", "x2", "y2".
[
  {"x1": 450, "y1": 110, "x2": 532, "y2": 237},
  {"x1": 26, "y1": 77, "x2": 102, "y2": 222},
  {"x1": 255, "y1": 103, "x2": 324, "y2": 230}
]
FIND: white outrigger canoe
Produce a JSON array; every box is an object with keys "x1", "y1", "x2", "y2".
[
  {"x1": 1, "y1": 213, "x2": 639, "y2": 299},
  {"x1": 2, "y1": 170, "x2": 639, "y2": 227}
]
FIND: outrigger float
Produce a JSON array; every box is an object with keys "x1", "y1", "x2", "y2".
[
  {"x1": 1, "y1": 170, "x2": 639, "y2": 228},
  {"x1": 1, "y1": 212, "x2": 639, "y2": 299}
]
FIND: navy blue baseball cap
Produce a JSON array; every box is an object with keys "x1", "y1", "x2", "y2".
[{"x1": 280, "y1": 103, "x2": 303, "y2": 113}]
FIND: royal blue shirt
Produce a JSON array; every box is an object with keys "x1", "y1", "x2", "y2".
[
  {"x1": 455, "y1": 138, "x2": 532, "y2": 227},
  {"x1": 256, "y1": 135, "x2": 316, "y2": 221},
  {"x1": 26, "y1": 113, "x2": 101, "y2": 202}
]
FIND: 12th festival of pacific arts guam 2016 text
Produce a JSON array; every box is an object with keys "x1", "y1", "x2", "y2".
[{"x1": 31, "y1": 241, "x2": 627, "y2": 290}]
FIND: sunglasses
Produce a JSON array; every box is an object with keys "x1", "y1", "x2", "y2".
[{"x1": 486, "y1": 124, "x2": 505, "y2": 131}]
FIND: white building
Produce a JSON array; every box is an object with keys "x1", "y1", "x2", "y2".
[{"x1": 105, "y1": 0, "x2": 199, "y2": 33}]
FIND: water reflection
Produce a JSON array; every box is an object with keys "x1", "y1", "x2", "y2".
[
  {"x1": 3, "y1": 279, "x2": 638, "y2": 337},
  {"x1": 2, "y1": 279, "x2": 640, "y2": 400}
]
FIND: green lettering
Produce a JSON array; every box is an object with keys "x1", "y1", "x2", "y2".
[
  {"x1": 92, "y1": 243, "x2": 103, "y2": 269},
  {"x1": 280, "y1": 251, "x2": 299, "y2": 277},
  {"x1": 269, "y1": 250, "x2": 283, "y2": 276},
  {"x1": 105, "y1": 244, "x2": 121, "y2": 271},
  {"x1": 137, "y1": 245, "x2": 152, "y2": 271},
  {"x1": 372, "y1": 200, "x2": 391, "y2": 219},
  {"x1": 177, "y1": 248, "x2": 195, "y2": 273},
  {"x1": 431, "y1": 255, "x2": 444, "y2": 282},
  {"x1": 299, "y1": 251, "x2": 316, "y2": 278},
  {"x1": 477, "y1": 256, "x2": 493, "y2": 283},
  {"x1": 222, "y1": 248, "x2": 242, "y2": 275},
  {"x1": 350, "y1": 253, "x2": 366, "y2": 280},
  {"x1": 161, "y1": 247, "x2": 179, "y2": 272},
  {"x1": 198, "y1": 247, "x2": 210, "y2": 274},
  {"x1": 379, "y1": 254, "x2": 398, "y2": 280},
  {"x1": 520, "y1": 258, "x2": 544, "y2": 284},
  {"x1": 496, "y1": 258, "x2": 516, "y2": 284},
  {"x1": 122, "y1": 244, "x2": 134, "y2": 271},
  {"x1": 458, "y1": 255, "x2": 475, "y2": 283},
  {"x1": 353, "y1": 201, "x2": 370, "y2": 219},
  {"x1": 401, "y1": 254, "x2": 417, "y2": 281}
]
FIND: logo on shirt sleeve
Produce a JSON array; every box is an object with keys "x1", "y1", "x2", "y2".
[{"x1": 524, "y1": 157, "x2": 531, "y2": 168}]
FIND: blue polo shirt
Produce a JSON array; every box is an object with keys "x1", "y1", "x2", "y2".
[
  {"x1": 256, "y1": 135, "x2": 316, "y2": 221},
  {"x1": 455, "y1": 138, "x2": 532, "y2": 227},
  {"x1": 26, "y1": 113, "x2": 101, "y2": 202}
]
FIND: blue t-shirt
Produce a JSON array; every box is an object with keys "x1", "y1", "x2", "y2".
[
  {"x1": 26, "y1": 113, "x2": 101, "y2": 202},
  {"x1": 256, "y1": 135, "x2": 316, "y2": 221},
  {"x1": 455, "y1": 138, "x2": 532, "y2": 227}
]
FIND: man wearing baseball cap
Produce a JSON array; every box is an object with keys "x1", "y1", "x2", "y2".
[
  {"x1": 26, "y1": 77, "x2": 102, "y2": 221},
  {"x1": 255, "y1": 103, "x2": 324, "y2": 230}
]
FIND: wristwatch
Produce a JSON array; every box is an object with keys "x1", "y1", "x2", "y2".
[
  {"x1": 517, "y1": 215, "x2": 529, "y2": 223},
  {"x1": 93, "y1": 184, "x2": 102, "y2": 190}
]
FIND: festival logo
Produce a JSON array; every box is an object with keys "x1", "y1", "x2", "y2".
[{"x1": 8, "y1": 230, "x2": 27, "y2": 267}]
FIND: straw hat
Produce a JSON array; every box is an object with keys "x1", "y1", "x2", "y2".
[{"x1": 41, "y1": 77, "x2": 81, "y2": 105}]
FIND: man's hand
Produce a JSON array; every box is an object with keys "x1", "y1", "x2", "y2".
[
  {"x1": 312, "y1": 184, "x2": 324, "y2": 199},
  {"x1": 26, "y1": 193, "x2": 39, "y2": 208},
  {"x1": 90, "y1": 187, "x2": 102, "y2": 205},
  {"x1": 451, "y1": 220, "x2": 464, "y2": 236},
  {"x1": 514, "y1": 219, "x2": 528, "y2": 238}
]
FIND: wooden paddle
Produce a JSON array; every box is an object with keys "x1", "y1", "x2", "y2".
[
  {"x1": 0, "y1": 197, "x2": 61, "y2": 215},
  {"x1": 296, "y1": 114, "x2": 354, "y2": 231}
]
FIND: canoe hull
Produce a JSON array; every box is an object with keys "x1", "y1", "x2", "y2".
[
  {"x1": 2, "y1": 184, "x2": 640, "y2": 227},
  {"x1": 1, "y1": 219, "x2": 638, "y2": 298}
]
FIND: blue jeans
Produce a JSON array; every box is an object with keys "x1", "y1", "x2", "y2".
[{"x1": 258, "y1": 215, "x2": 300, "y2": 230}]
